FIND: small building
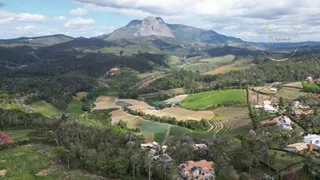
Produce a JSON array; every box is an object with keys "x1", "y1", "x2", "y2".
[
  {"x1": 264, "y1": 104, "x2": 278, "y2": 114},
  {"x1": 193, "y1": 144, "x2": 208, "y2": 151},
  {"x1": 270, "y1": 88, "x2": 278, "y2": 92},
  {"x1": 154, "y1": 154, "x2": 173, "y2": 164},
  {"x1": 178, "y1": 160, "x2": 214, "y2": 180},
  {"x1": 285, "y1": 143, "x2": 309, "y2": 154},
  {"x1": 276, "y1": 116, "x2": 292, "y2": 130},
  {"x1": 306, "y1": 77, "x2": 313, "y2": 83},
  {"x1": 303, "y1": 134, "x2": 320, "y2": 150},
  {"x1": 106, "y1": 67, "x2": 119, "y2": 76},
  {"x1": 141, "y1": 141, "x2": 168, "y2": 154}
]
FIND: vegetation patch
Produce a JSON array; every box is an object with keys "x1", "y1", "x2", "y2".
[
  {"x1": 138, "y1": 122, "x2": 169, "y2": 143},
  {"x1": 0, "y1": 145, "x2": 50, "y2": 179},
  {"x1": 68, "y1": 100, "x2": 85, "y2": 115},
  {"x1": 180, "y1": 89, "x2": 246, "y2": 109},
  {"x1": 265, "y1": 150, "x2": 303, "y2": 172},
  {"x1": 169, "y1": 126, "x2": 216, "y2": 139},
  {"x1": 302, "y1": 81, "x2": 320, "y2": 93},
  {"x1": 30, "y1": 101, "x2": 64, "y2": 116},
  {"x1": 277, "y1": 87, "x2": 308, "y2": 101},
  {"x1": 3, "y1": 129, "x2": 34, "y2": 142}
]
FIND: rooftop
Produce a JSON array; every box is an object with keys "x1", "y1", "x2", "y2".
[{"x1": 286, "y1": 143, "x2": 309, "y2": 151}]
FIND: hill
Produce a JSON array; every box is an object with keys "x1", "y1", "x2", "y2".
[
  {"x1": 100, "y1": 16, "x2": 243, "y2": 45},
  {"x1": 0, "y1": 34, "x2": 73, "y2": 47}
]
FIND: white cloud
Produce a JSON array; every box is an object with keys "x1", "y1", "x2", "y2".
[
  {"x1": 69, "y1": 8, "x2": 88, "y2": 16},
  {"x1": 74, "y1": 0, "x2": 320, "y2": 41},
  {"x1": 54, "y1": 16, "x2": 66, "y2": 21},
  {"x1": 0, "y1": 10, "x2": 47, "y2": 24},
  {"x1": 65, "y1": 17, "x2": 95, "y2": 29}
]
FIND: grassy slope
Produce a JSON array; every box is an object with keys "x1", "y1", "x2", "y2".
[
  {"x1": 68, "y1": 100, "x2": 85, "y2": 115},
  {"x1": 180, "y1": 89, "x2": 246, "y2": 109},
  {"x1": 30, "y1": 101, "x2": 64, "y2": 116},
  {"x1": 3, "y1": 129, "x2": 34, "y2": 142},
  {"x1": 30, "y1": 100, "x2": 85, "y2": 117},
  {"x1": 0, "y1": 145, "x2": 50, "y2": 179},
  {"x1": 138, "y1": 122, "x2": 169, "y2": 143}
]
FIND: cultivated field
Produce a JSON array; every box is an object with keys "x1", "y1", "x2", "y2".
[
  {"x1": 164, "y1": 94, "x2": 188, "y2": 104},
  {"x1": 282, "y1": 82, "x2": 303, "y2": 89},
  {"x1": 276, "y1": 87, "x2": 308, "y2": 101},
  {"x1": 119, "y1": 99, "x2": 215, "y2": 121},
  {"x1": 169, "y1": 126, "x2": 216, "y2": 139},
  {"x1": 248, "y1": 89, "x2": 278, "y2": 105},
  {"x1": 30, "y1": 101, "x2": 63, "y2": 116},
  {"x1": 93, "y1": 96, "x2": 118, "y2": 110},
  {"x1": 180, "y1": 89, "x2": 246, "y2": 109},
  {"x1": 212, "y1": 107, "x2": 251, "y2": 134},
  {"x1": 252, "y1": 86, "x2": 278, "y2": 95},
  {"x1": 200, "y1": 55, "x2": 236, "y2": 64},
  {"x1": 72, "y1": 92, "x2": 88, "y2": 101}
]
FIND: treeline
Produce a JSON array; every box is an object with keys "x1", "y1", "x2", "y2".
[
  {"x1": 140, "y1": 55, "x2": 320, "y2": 95},
  {"x1": 126, "y1": 108, "x2": 211, "y2": 131}
]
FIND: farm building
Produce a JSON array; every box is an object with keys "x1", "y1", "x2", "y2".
[
  {"x1": 285, "y1": 143, "x2": 309, "y2": 154},
  {"x1": 255, "y1": 100, "x2": 278, "y2": 113},
  {"x1": 303, "y1": 134, "x2": 320, "y2": 150},
  {"x1": 276, "y1": 116, "x2": 292, "y2": 130},
  {"x1": 178, "y1": 160, "x2": 215, "y2": 180}
]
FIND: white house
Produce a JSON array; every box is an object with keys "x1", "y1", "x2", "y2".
[
  {"x1": 303, "y1": 134, "x2": 320, "y2": 150},
  {"x1": 276, "y1": 116, "x2": 292, "y2": 130},
  {"x1": 264, "y1": 105, "x2": 278, "y2": 114}
]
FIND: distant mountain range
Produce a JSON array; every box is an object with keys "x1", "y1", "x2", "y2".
[
  {"x1": 0, "y1": 34, "x2": 73, "y2": 47},
  {"x1": 0, "y1": 16, "x2": 320, "y2": 59},
  {"x1": 99, "y1": 16, "x2": 243, "y2": 45}
]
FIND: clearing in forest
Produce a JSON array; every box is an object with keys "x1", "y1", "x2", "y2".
[
  {"x1": 180, "y1": 89, "x2": 246, "y2": 109},
  {"x1": 72, "y1": 92, "x2": 88, "y2": 101},
  {"x1": 93, "y1": 96, "x2": 118, "y2": 110},
  {"x1": 30, "y1": 101, "x2": 63, "y2": 116}
]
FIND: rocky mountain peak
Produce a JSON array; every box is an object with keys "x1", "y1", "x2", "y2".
[{"x1": 135, "y1": 16, "x2": 174, "y2": 37}]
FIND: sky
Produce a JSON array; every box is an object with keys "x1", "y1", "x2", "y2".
[{"x1": 0, "y1": 0, "x2": 319, "y2": 41}]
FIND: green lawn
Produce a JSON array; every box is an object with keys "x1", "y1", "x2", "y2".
[
  {"x1": 180, "y1": 89, "x2": 246, "y2": 109},
  {"x1": 68, "y1": 100, "x2": 85, "y2": 115},
  {"x1": 266, "y1": 150, "x2": 303, "y2": 172},
  {"x1": 302, "y1": 81, "x2": 320, "y2": 92},
  {"x1": 3, "y1": 129, "x2": 34, "y2": 142},
  {"x1": 30, "y1": 101, "x2": 64, "y2": 117}
]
